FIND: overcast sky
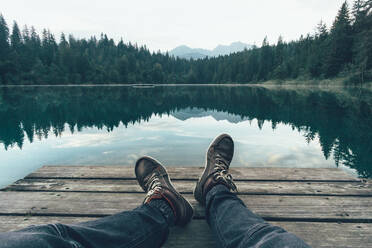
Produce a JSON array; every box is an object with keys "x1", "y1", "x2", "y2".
[{"x1": 1, "y1": 0, "x2": 348, "y2": 52}]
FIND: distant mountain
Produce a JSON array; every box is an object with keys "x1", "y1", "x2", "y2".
[
  {"x1": 213, "y1": 42, "x2": 252, "y2": 55},
  {"x1": 170, "y1": 45, "x2": 210, "y2": 58},
  {"x1": 169, "y1": 42, "x2": 252, "y2": 59}
]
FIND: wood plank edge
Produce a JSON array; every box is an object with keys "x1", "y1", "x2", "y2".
[
  {"x1": 0, "y1": 213, "x2": 371, "y2": 223},
  {"x1": 2, "y1": 188, "x2": 372, "y2": 197},
  {"x1": 23, "y1": 176, "x2": 362, "y2": 183}
]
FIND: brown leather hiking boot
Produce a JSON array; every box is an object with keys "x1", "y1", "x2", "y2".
[
  {"x1": 135, "y1": 156, "x2": 194, "y2": 226},
  {"x1": 194, "y1": 134, "x2": 237, "y2": 205}
]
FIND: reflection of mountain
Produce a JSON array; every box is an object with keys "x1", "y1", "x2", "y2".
[
  {"x1": 172, "y1": 108, "x2": 248, "y2": 123},
  {"x1": 0, "y1": 86, "x2": 371, "y2": 178}
]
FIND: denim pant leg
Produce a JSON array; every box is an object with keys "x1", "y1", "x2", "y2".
[
  {"x1": 206, "y1": 185, "x2": 311, "y2": 248},
  {"x1": 0, "y1": 203, "x2": 170, "y2": 248}
]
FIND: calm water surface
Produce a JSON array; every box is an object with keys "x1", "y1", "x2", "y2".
[{"x1": 0, "y1": 85, "x2": 371, "y2": 187}]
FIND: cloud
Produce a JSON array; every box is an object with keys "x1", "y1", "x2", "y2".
[
  {"x1": 1, "y1": 0, "x2": 347, "y2": 51},
  {"x1": 53, "y1": 133, "x2": 114, "y2": 148}
]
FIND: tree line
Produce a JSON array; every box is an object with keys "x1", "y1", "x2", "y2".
[
  {"x1": 0, "y1": 0, "x2": 371, "y2": 85},
  {"x1": 1, "y1": 86, "x2": 371, "y2": 177}
]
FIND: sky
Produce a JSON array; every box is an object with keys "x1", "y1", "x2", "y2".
[{"x1": 1, "y1": 0, "x2": 349, "y2": 52}]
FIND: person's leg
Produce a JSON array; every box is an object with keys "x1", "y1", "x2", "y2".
[
  {"x1": 0, "y1": 156, "x2": 193, "y2": 248},
  {"x1": 206, "y1": 185, "x2": 310, "y2": 248},
  {"x1": 0, "y1": 198, "x2": 173, "y2": 248},
  {"x1": 194, "y1": 134, "x2": 311, "y2": 248}
]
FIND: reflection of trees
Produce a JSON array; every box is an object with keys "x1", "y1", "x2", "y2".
[{"x1": 0, "y1": 86, "x2": 371, "y2": 178}]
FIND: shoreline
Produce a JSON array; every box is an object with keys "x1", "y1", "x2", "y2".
[{"x1": 0, "y1": 79, "x2": 371, "y2": 88}]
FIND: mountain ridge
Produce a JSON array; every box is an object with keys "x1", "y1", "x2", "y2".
[{"x1": 169, "y1": 42, "x2": 252, "y2": 59}]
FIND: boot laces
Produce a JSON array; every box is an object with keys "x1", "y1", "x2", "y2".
[
  {"x1": 213, "y1": 154, "x2": 237, "y2": 192},
  {"x1": 144, "y1": 172, "x2": 163, "y2": 201}
]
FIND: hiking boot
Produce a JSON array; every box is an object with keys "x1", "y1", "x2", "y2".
[
  {"x1": 135, "y1": 156, "x2": 193, "y2": 226},
  {"x1": 194, "y1": 134, "x2": 237, "y2": 205}
]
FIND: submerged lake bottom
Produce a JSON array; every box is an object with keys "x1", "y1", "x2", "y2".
[{"x1": 0, "y1": 85, "x2": 371, "y2": 187}]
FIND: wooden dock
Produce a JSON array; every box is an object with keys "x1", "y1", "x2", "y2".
[{"x1": 0, "y1": 166, "x2": 371, "y2": 247}]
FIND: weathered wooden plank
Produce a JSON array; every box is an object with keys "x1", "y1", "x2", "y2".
[
  {"x1": 26, "y1": 166, "x2": 359, "y2": 182},
  {"x1": 5, "y1": 178, "x2": 372, "y2": 196},
  {"x1": 0, "y1": 191, "x2": 371, "y2": 221},
  {"x1": 0, "y1": 216, "x2": 371, "y2": 248}
]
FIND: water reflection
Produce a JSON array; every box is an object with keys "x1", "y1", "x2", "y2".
[{"x1": 0, "y1": 85, "x2": 371, "y2": 179}]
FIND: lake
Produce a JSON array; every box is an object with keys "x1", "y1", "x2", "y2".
[{"x1": 0, "y1": 85, "x2": 371, "y2": 188}]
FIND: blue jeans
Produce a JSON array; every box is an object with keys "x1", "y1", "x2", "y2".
[
  {"x1": 206, "y1": 185, "x2": 310, "y2": 248},
  {"x1": 0, "y1": 185, "x2": 310, "y2": 248}
]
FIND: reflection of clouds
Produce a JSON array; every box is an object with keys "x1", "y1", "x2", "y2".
[
  {"x1": 12, "y1": 112, "x2": 338, "y2": 166},
  {"x1": 139, "y1": 115, "x2": 231, "y2": 139},
  {"x1": 139, "y1": 115, "x2": 181, "y2": 131},
  {"x1": 147, "y1": 136, "x2": 161, "y2": 141},
  {"x1": 267, "y1": 154, "x2": 298, "y2": 165},
  {"x1": 0, "y1": 109, "x2": 353, "y2": 189},
  {"x1": 267, "y1": 154, "x2": 283, "y2": 164},
  {"x1": 263, "y1": 148, "x2": 333, "y2": 168},
  {"x1": 339, "y1": 164, "x2": 358, "y2": 177},
  {"x1": 52, "y1": 128, "x2": 160, "y2": 149},
  {"x1": 53, "y1": 133, "x2": 115, "y2": 148},
  {"x1": 134, "y1": 115, "x2": 335, "y2": 168},
  {"x1": 126, "y1": 153, "x2": 140, "y2": 165},
  {"x1": 47, "y1": 114, "x2": 335, "y2": 169},
  {"x1": 236, "y1": 137, "x2": 334, "y2": 168}
]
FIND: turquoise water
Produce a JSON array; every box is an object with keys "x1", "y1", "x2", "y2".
[{"x1": 0, "y1": 85, "x2": 371, "y2": 187}]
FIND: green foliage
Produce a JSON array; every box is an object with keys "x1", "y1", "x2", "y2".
[
  {"x1": 0, "y1": 14, "x2": 9, "y2": 57},
  {"x1": 325, "y1": 2, "x2": 353, "y2": 77},
  {"x1": 0, "y1": 0, "x2": 371, "y2": 85},
  {"x1": 10, "y1": 22, "x2": 21, "y2": 50},
  {"x1": 351, "y1": 0, "x2": 372, "y2": 84}
]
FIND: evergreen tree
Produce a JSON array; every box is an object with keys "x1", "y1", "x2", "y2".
[
  {"x1": 0, "y1": 14, "x2": 9, "y2": 58},
  {"x1": 0, "y1": 1, "x2": 371, "y2": 85},
  {"x1": 273, "y1": 36, "x2": 288, "y2": 79},
  {"x1": 308, "y1": 21, "x2": 329, "y2": 77},
  {"x1": 245, "y1": 46, "x2": 259, "y2": 81},
  {"x1": 8, "y1": 21, "x2": 23, "y2": 83},
  {"x1": 258, "y1": 37, "x2": 274, "y2": 81},
  {"x1": 352, "y1": 0, "x2": 366, "y2": 22},
  {"x1": 22, "y1": 25, "x2": 30, "y2": 43},
  {"x1": 117, "y1": 55, "x2": 129, "y2": 82},
  {"x1": 326, "y1": 1, "x2": 353, "y2": 77},
  {"x1": 274, "y1": 36, "x2": 285, "y2": 67},
  {"x1": 41, "y1": 29, "x2": 57, "y2": 66},
  {"x1": 351, "y1": 0, "x2": 372, "y2": 84},
  {"x1": 10, "y1": 21, "x2": 22, "y2": 50},
  {"x1": 0, "y1": 14, "x2": 10, "y2": 84}
]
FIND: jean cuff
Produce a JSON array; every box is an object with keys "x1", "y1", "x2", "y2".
[
  {"x1": 206, "y1": 184, "x2": 231, "y2": 205},
  {"x1": 147, "y1": 199, "x2": 175, "y2": 226}
]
